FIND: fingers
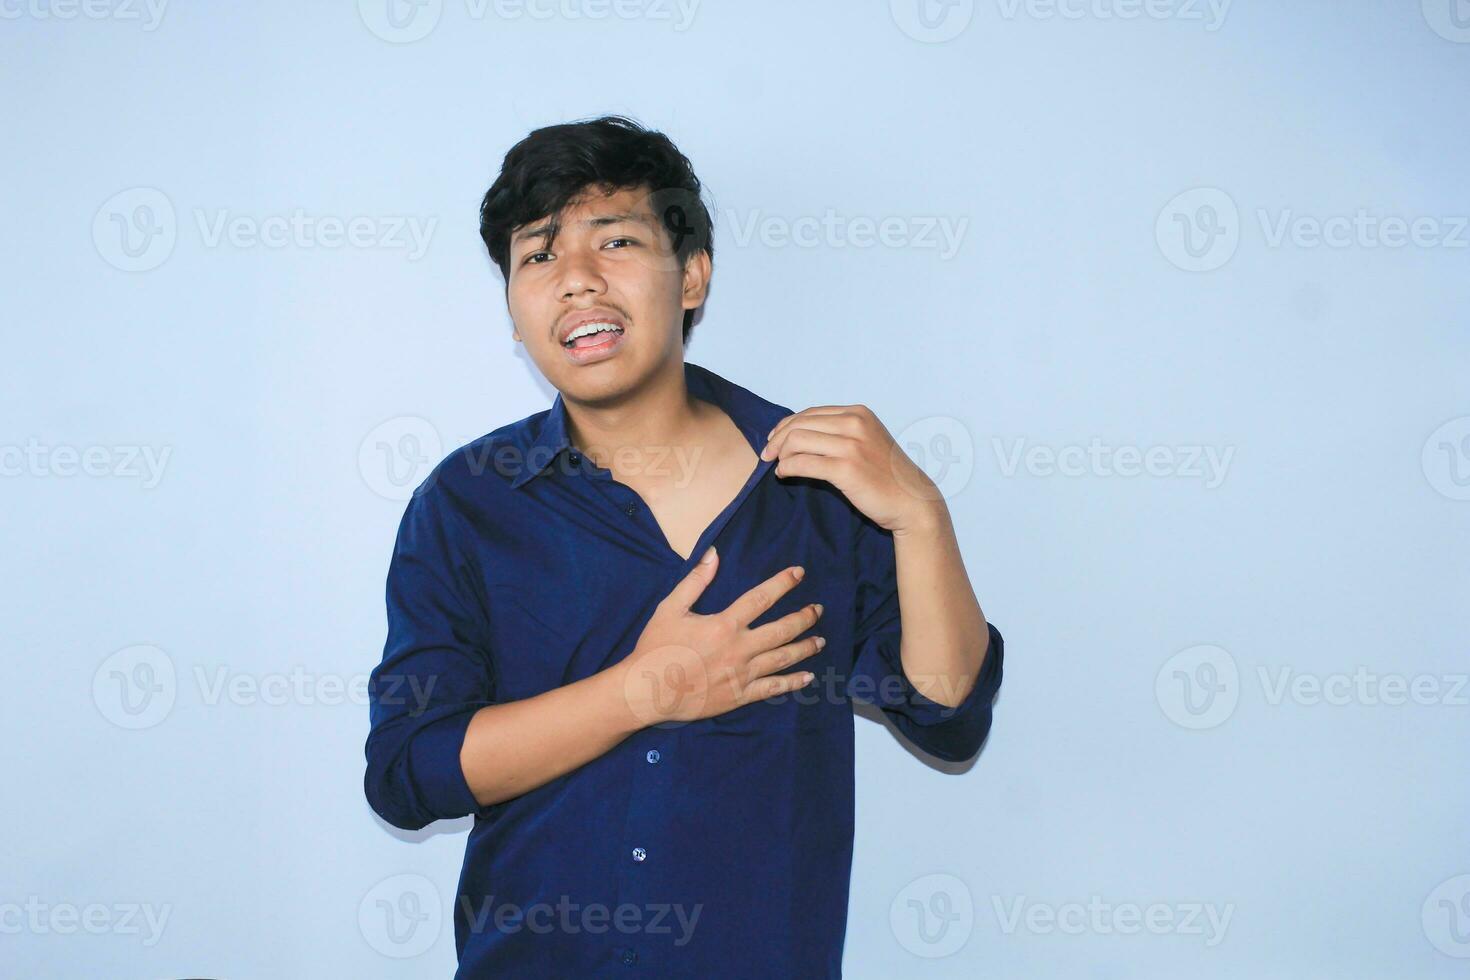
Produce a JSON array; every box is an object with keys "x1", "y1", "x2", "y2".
[
  {"x1": 744, "y1": 601, "x2": 824, "y2": 657},
  {"x1": 760, "y1": 418, "x2": 859, "y2": 460},
  {"x1": 737, "y1": 665, "x2": 818, "y2": 705},
  {"x1": 725, "y1": 564, "x2": 805, "y2": 628},
  {"x1": 662, "y1": 545, "x2": 720, "y2": 615},
  {"x1": 763, "y1": 406, "x2": 863, "y2": 452},
  {"x1": 745, "y1": 632, "x2": 826, "y2": 684}
]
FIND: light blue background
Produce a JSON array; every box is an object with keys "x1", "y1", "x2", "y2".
[{"x1": 4, "y1": 1, "x2": 1468, "y2": 976}]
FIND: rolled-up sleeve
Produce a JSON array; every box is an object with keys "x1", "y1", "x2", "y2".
[
  {"x1": 847, "y1": 511, "x2": 1004, "y2": 762},
  {"x1": 364, "y1": 485, "x2": 496, "y2": 831}
]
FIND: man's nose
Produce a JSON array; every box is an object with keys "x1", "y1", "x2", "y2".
[{"x1": 557, "y1": 248, "x2": 607, "y2": 300}]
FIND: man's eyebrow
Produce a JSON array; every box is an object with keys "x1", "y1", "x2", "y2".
[{"x1": 511, "y1": 211, "x2": 648, "y2": 247}]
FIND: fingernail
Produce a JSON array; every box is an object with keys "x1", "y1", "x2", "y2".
[
  {"x1": 813, "y1": 603, "x2": 824, "y2": 616},
  {"x1": 701, "y1": 545, "x2": 717, "y2": 564},
  {"x1": 814, "y1": 636, "x2": 826, "y2": 650},
  {"x1": 792, "y1": 566, "x2": 805, "y2": 580}
]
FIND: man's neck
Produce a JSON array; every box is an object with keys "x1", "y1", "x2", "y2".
[{"x1": 562, "y1": 360, "x2": 713, "y2": 478}]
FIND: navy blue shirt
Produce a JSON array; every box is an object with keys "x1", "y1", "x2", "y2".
[{"x1": 364, "y1": 360, "x2": 1004, "y2": 978}]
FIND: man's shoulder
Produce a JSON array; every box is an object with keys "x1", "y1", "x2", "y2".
[
  {"x1": 408, "y1": 410, "x2": 545, "y2": 507},
  {"x1": 688, "y1": 360, "x2": 795, "y2": 436}
]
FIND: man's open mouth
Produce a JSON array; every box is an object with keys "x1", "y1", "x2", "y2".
[{"x1": 562, "y1": 321, "x2": 626, "y2": 349}]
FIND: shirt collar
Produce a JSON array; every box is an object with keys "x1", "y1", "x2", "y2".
[{"x1": 507, "y1": 360, "x2": 785, "y2": 490}]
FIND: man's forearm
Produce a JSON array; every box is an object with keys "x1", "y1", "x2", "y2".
[
  {"x1": 460, "y1": 660, "x2": 647, "y2": 808},
  {"x1": 891, "y1": 500, "x2": 992, "y2": 708}
]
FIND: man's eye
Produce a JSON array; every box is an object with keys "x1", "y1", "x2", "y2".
[{"x1": 522, "y1": 240, "x2": 631, "y2": 265}]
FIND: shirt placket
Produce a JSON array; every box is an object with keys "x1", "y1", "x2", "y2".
[{"x1": 561, "y1": 442, "x2": 775, "y2": 972}]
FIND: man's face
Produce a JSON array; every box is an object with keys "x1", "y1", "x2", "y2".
[{"x1": 506, "y1": 184, "x2": 710, "y2": 401}]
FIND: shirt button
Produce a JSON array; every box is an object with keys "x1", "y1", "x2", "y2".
[
  {"x1": 624, "y1": 502, "x2": 637, "y2": 517},
  {"x1": 568, "y1": 451, "x2": 581, "y2": 465},
  {"x1": 645, "y1": 749, "x2": 660, "y2": 764},
  {"x1": 622, "y1": 948, "x2": 638, "y2": 965},
  {"x1": 631, "y1": 846, "x2": 647, "y2": 862}
]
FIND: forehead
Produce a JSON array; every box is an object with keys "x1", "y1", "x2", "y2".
[{"x1": 510, "y1": 186, "x2": 659, "y2": 246}]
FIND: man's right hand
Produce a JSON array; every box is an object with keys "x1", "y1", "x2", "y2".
[{"x1": 617, "y1": 545, "x2": 826, "y2": 728}]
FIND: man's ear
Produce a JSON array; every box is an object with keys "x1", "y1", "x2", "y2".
[
  {"x1": 681, "y1": 249, "x2": 712, "y2": 311},
  {"x1": 506, "y1": 282, "x2": 520, "y2": 342}
]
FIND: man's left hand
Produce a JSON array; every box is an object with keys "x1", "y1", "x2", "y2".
[{"x1": 760, "y1": 404, "x2": 943, "y2": 535}]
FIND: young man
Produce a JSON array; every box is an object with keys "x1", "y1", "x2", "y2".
[{"x1": 364, "y1": 115, "x2": 1004, "y2": 979}]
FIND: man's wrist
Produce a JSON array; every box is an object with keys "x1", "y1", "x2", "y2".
[
  {"x1": 892, "y1": 498, "x2": 951, "y2": 540},
  {"x1": 596, "y1": 657, "x2": 651, "y2": 738}
]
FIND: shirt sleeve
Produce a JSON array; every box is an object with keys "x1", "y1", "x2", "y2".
[
  {"x1": 847, "y1": 510, "x2": 1004, "y2": 762},
  {"x1": 363, "y1": 485, "x2": 497, "y2": 831}
]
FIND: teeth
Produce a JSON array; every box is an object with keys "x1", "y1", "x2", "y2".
[{"x1": 563, "y1": 321, "x2": 624, "y2": 346}]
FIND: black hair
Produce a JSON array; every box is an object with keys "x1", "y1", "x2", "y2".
[{"x1": 479, "y1": 114, "x2": 715, "y2": 345}]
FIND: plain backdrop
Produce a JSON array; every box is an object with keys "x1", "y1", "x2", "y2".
[{"x1": 3, "y1": 1, "x2": 1468, "y2": 977}]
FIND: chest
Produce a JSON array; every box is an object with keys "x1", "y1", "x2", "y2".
[
  {"x1": 469, "y1": 467, "x2": 856, "y2": 718},
  {"x1": 620, "y1": 440, "x2": 759, "y2": 562}
]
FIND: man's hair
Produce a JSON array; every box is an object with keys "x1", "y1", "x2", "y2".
[{"x1": 479, "y1": 114, "x2": 715, "y2": 345}]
